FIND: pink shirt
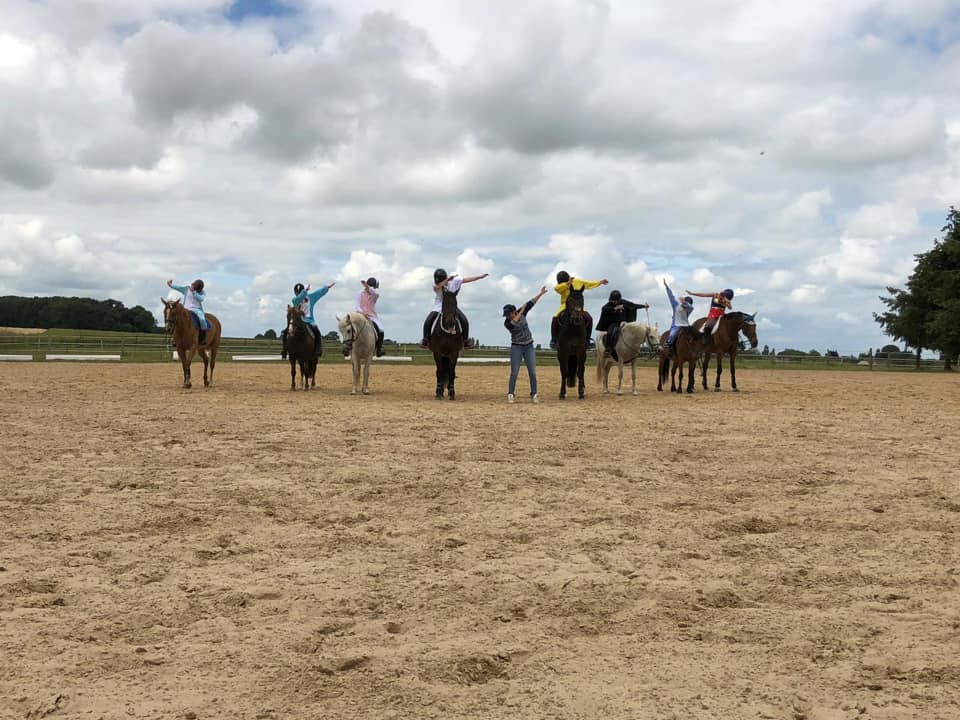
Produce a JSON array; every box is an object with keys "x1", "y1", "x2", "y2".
[{"x1": 356, "y1": 287, "x2": 380, "y2": 324}]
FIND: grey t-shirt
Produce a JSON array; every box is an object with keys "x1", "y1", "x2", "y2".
[{"x1": 504, "y1": 300, "x2": 536, "y2": 345}]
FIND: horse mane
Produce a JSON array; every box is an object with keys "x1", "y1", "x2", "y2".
[{"x1": 725, "y1": 311, "x2": 747, "y2": 322}]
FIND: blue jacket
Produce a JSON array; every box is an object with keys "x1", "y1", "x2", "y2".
[{"x1": 291, "y1": 286, "x2": 329, "y2": 325}]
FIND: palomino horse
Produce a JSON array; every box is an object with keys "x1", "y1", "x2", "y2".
[
  {"x1": 161, "y1": 298, "x2": 221, "y2": 389},
  {"x1": 428, "y1": 289, "x2": 463, "y2": 400},
  {"x1": 338, "y1": 312, "x2": 376, "y2": 395},
  {"x1": 286, "y1": 305, "x2": 318, "y2": 390},
  {"x1": 557, "y1": 286, "x2": 588, "y2": 399},
  {"x1": 657, "y1": 327, "x2": 704, "y2": 394},
  {"x1": 693, "y1": 312, "x2": 758, "y2": 392},
  {"x1": 596, "y1": 321, "x2": 660, "y2": 396}
]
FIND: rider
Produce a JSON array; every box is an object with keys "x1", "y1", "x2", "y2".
[
  {"x1": 550, "y1": 271, "x2": 608, "y2": 350},
  {"x1": 420, "y1": 268, "x2": 488, "y2": 349},
  {"x1": 503, "y1": 285, "x2": 549, "y2": 404},
  {"x1": 596, "y1": 290, "x2": 650, "y2": 334},
  {"x1": 686, "y1": 287, "x2": 733, "y2": 345},
  {"x1": 282, "y1": 281, "x2": 336, "y2": 359},
  {"x1": 663, "y1": 279, "x2": 695, "y2": 355},
  {"x1": 166, "y1": 278, "x2": 209, "y2": 344},
  {"x1": 351, "y1": 277, "x2": 385, "y2": 358}
]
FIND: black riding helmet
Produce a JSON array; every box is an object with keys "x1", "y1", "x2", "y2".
[
  {"x1": 192, "y1": 279, "x2": 204, "y2": 292},
  {"x1": 608, "y1": 290, "x2": 622, "y2": 303},
  {"x1": 366, "y1": 277, "x2": 379, "y2": 288},
  {"x1": 502, "y1": 303, "x2": 517, "y2": 317},
  {"x1": 294, "y1": 283, "x2": 305, "y2": 295},
  {"x1": 556, "y1": 270, "x2": 570, "y2": 284},
  {"x1": 434, "y1": 268, "x2": 447, "y2": 284}
]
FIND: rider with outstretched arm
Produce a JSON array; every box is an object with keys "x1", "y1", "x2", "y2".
[
  {"x1": 420, "y1": 269, "x2": 488, "y2": 349},
  {"x1": 686, "y1": 288, "x2": 733, "y2": 346}
]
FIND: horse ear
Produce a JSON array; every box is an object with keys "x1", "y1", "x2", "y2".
[{"x1": 160, "y1": 297, "x2": 167, "y2": 306}]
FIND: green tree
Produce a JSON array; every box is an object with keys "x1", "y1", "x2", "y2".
[{"x1": 876, "y1": 207, "x2": 960, "y2": 370}]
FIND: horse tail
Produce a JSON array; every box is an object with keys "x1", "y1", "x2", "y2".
[
  {"x1": 566, "y1": 357, "x2": 576, "y2": 387},
  {"x1": 658, "y1": 353, "x2": 669, "y2": 384}
]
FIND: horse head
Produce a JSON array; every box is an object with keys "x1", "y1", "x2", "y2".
[
  {"x1": 563, "y1": 286, "x2": 586, "y2": 326},
  {"x1": 439, "y1": 289, "x2": 459, "y2": 334},
  {"x1": 337, "y1": 313, "x2": 360, "y2": 345},
  {"x1": 286, "y1": 305, "x2": 305, "y2": 336},
  {"x1": 741, "y1": 312, "x2": 759, "y2": 348},
  {"x1": 645, "y1": 323, "x2": 661, "y2": 351},
  {"x1": 161, "y1": 298, "x2": 181, "y2": 334}
]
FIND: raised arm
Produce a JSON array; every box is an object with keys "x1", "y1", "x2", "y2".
[
  {"x1": 685, "y1": 290, "x2": 715, "y2": 298},
  {"x1": 461, "y1": 273, "x2": 489, "y2": 284},
  {"x1": 167, "y1": 279, "x2": 188, "y2": 295},
  {"x1": 582, "y1": 278, "x2": 609, "y2": 290},
  {"x1": 516, "y1": 286, "x2": 549, "y2": 318},
  {"x1": 664, "y1": 281, "x2": 678, "y2": 308}
]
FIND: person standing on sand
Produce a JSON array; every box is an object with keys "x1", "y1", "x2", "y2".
[{"x1": 503, "y1": 285, "x2": 548, "y2": 404}]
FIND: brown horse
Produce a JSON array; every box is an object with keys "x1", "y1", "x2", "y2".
[
  {"x1": 693, "y1": 312, "x2": 758, "y2": 392},
  {"x1": 657, "y1": 327, "x2": 704, "y2": 394},
  {"x1": 161, "y1": 299, "x2": 221, "y2": 389},
  {"x1": 286, "y1": 305, "x2": 318, "y2": 391}
]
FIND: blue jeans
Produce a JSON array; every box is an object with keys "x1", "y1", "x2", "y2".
[{"x1": 509, "y1": 343, "x2": 537, "y2": 396}]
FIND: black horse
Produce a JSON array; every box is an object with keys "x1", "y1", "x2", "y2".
[
  {"x1": 286, "y1": 305, "x2": 318, "y2": 390},
  {"x1": 557, "y1": 286, "x2": 588, "y2": 399},
  {"x1": 428, "y1": 289, "x2": 463, "y2": 400}
]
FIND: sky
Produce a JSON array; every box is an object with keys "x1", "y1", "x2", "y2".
[{"x1": 1, "y1": 0, "x2": 959, "y2": 353}]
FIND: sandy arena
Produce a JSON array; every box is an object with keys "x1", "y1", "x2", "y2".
[{"x1": 1, "y1": 362, "x2": 958, "y2": 720}]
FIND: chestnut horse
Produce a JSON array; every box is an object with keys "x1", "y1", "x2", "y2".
[
  {"x1": 557, "y1": 286, "x2": 588, "y2": 399},
  {"x1": 428, "y1": 289, "x2": 463, "y2": 400},
  {"x1": 693, "y1": 312, "x2": 758, "y2": 392},
  {"x1": 657, "y1": 327, "x2": 704, "y2": 394},
  {"x1": 161, "y1": 298, "x2": 221, "y2": 389}
]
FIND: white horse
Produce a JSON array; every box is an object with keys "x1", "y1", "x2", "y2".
[
  {"x1": 337, "y1": 312, "x2": 377, "y2": 395},
  {"x1": 596, "y1": 321, "x2": 660, "y2": 395}
]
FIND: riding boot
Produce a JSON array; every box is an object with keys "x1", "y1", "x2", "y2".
[
  {"x1": 313, "y1": 330, "x2": 322, "y2": 358},
  {"x1": 550, "y1": 316, "x2": 559, "y2": 350},
  {"x1": 376, "y1": 329, "x2": 385, "y2": 357},
  {"x1": 198, "y1": 329, "x2": 206, "y2": 346},
  {"x1": 421, "y1": 313, "x2": 436, "y2": 348},
  {"x1": 280, "y1": 328, "x2": 288, "y2": 359},
  {"x1": 585, "y1": 312, "x2": 595, "y2": 349}
]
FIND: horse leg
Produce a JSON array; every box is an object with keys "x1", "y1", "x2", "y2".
[
  {"x1": 558, "y1": 352, "x2": 567, "y2": 399},
  {"x1": 208, "y1": 346, "x2": 217, "y2": 386},
  {"x1": 447, "y1": 357, "x2": 457, "y2": 401},
  {"x1": 351, "y1": 354, "x2": 359, "y2": 395},
  {"x1": 434, "y1": 354, "x2": 444, "y2": 399},
  {"x1": 701, "y1": 352, "x2": 711, "y2": 390},
  {"x1": 181, "y1": 348, "x2": 194, "y2": 389},
  {"x1": 362, "y1": 356, "x2": 370, "y2": 395},
  {"x1": 577, "y1": 355, "x2": 586, "y2": 400},
  {"x1": 730, "y1": 353, "x2": 739, "y2": 392},
  {"x1": 657, "y1": 355, "x2": 665, "y2": 392},
  {"x1": 673, "y1": 359, "x2": 680, "y2": 393},
  {"x1": 616, "y1": 361, "x2": 623, "y2": 395},
  {"x1": 714, "y1": 353, "x2": 723, "y2": 391},
  {"x1": 289, "y1": 358, "x2": 296, "y2": 390},
  {"x1": 198, "y1": 348, "x2": 210, "y2": 387}
]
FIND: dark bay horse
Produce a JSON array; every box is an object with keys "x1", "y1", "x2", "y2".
[
  {"x1": 428, "y1": 289, "x2": 463, "y2": 400},
  {"x1": 161, "y1": 298, "x2": 221, "y2": 389},
  {"x1": 657, "y1": 327, "x2": 704, "y2": 394},
  {"x1": 693, "y1": 312, "x2": 758, "y2": 392},
  {"x1": 286, "y1": 305, "x2": 318, "y2": 390},
  {"x1": 557, "y1": 286, "x2": 587, "y2": 399}
]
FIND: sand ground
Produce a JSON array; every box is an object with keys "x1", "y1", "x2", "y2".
[{"x1": 1, "y1": 362, "x2": 958, "y2": 720}]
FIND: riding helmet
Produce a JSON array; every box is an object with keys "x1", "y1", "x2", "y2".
[
  {"x1": 556, "y1": 271, "x2": 570, "y2": 284},
  {"x1": 683, "y1": 296, "x2": 694, "y2": 308},
  {"x1": 193, "y1": 279, "x2": 204, "y2": 292},
  {"x1": 366, "y1": 277, "x2": 379, "y2": 288},
  {"x1": 722, "y1": 288, "x2": 734, "y2": 300},
  {"x1": 434, "y1": 269, "x2": 447, "y2": 284},
  {"x1": 294, "y1": 283, "x2": 305, "y2": 294},
  {"x1": 608, "y1": 290, "x2": 622, "y2": 303},
  {"x1": 502, "y1": 303, "x2": 517, "y2": 317}
]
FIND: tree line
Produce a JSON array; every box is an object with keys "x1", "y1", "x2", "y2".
[
  {"x1": 876, "y1": 207, "x2": 960, "y2": 370},
  {"x1": 0, "y1": 296, "x2": 158, "y2": 333}
]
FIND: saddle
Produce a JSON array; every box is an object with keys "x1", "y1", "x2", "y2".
[{"x1": 431, "y1": 313, "x2": 462, "y2": 336}]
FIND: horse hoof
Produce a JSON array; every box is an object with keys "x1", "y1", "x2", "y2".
[
  {"x1": 714, "y1": 388, "x2": 721, "y2": 393},
  {"x1": 732, "y1": 387, "x2": 740, "y2": 393},
  {"x1": 616, "y1": 390, "x2": 622, "y2": 396},
  {"x1": 351, "y1": 390, "x2": 357, "y2": 395},
  {"x1": 362, "y1": 389, "x2": 370, "y2": 395},
  {"x1": 632, "y1": 390, "x2": 639, "y2": 396},
  {"x1": 686, "y1": 388, "x2": 694, "y2": 394}
]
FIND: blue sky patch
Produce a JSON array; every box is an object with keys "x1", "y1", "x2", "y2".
[{"x1": 226, "y1": 0, "x2": 297, "y2": 23}]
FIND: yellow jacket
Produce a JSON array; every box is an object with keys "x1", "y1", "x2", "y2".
[{"x1": 553, "y1": 278, "x2": 604, "y2": 317}]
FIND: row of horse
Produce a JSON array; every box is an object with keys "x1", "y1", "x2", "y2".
[{"x1": 161, "y1": 286, "x2": 759, "y2": 396}]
